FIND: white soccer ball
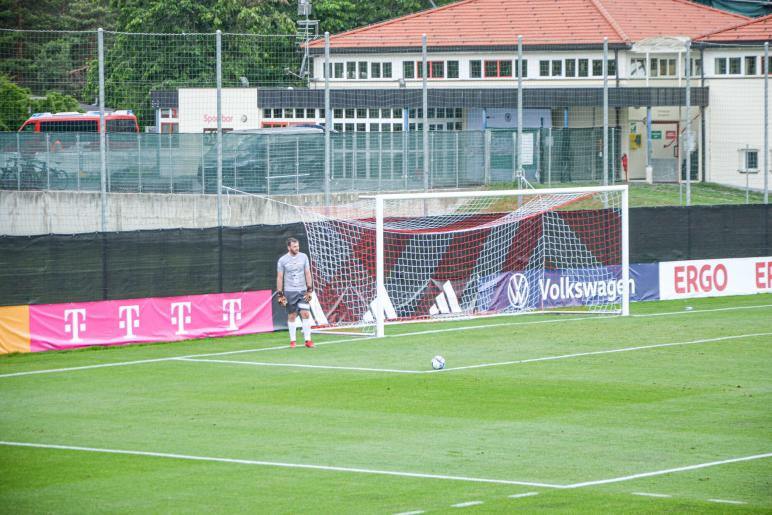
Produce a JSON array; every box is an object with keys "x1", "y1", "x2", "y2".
[{"x1": 431, "y1": 355, "x2": 445, "y2": 370}]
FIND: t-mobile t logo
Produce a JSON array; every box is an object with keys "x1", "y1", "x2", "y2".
[
  {"x1": 119, "y1": 305, "x2": 140, "y2": 339},
  {"x1": 222, "y1": 298, "x2": 242, "y2": 330},
  {"x1": 171, "y1": 302, "x2": 192, "y2": 334},
  {"x1": 64, "y1": 308, "x2": 87, "y2": 342}
]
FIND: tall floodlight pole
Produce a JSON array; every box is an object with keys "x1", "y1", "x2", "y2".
[
  {"x1": 603, "y1": 37, "x2": 609, "y2": 187},
  {"x1": 685, "y1": 39, "x2": 692, "y2": 206},
  {"x1": 324, "y1": 32, "x2": 331, "y2": 204}
]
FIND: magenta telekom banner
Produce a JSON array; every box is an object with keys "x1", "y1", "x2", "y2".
[{"x1": 29, "y1": 290, "x2": 274, "y2": 352}]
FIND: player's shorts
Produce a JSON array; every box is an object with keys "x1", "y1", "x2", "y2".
[{"x1": 285, "y1": 290, "x2": 311, "y2": 314}]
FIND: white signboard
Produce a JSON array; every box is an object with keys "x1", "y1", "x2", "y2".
[
  {"x1": 659, "y1": 256, "x2": 772, "y2": 300},
  {"x1": 178, "y1": 88, "x2": 260, "y2": 133}
]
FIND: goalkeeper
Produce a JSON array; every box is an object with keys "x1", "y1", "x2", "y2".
[{"x1": 276, "y1": 237, "x2": 314, "y2": 348}]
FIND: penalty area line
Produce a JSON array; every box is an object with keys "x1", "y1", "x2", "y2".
[{"x1": 0, "y1": 441, "x2": 561, "y2": 489}]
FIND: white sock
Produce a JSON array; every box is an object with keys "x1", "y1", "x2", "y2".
[
  {"x1": 289, "y1": 319, "x2": 297, "y2": 342},
  {"x1": 302, "y1": 317, "x2": 312, "y2": 341}
]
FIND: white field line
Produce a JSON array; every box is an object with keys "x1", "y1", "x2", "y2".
[
  {"x1": 451, "y1": 501, "x2": 483, "y2": 508},
  {"x1": 393, "y1": 511, "x2": 425, "y2": 515},
  {"x1": 632, "y1": 492, "x2": 672, "y2": 498},
  {"x1": 0, "y1": 441, "x2": 769, "y2": 493},
  {"x1": 0, "y1": 441, "x2": 561, "y2": 489},
  {"x1": 2, "y1": 302, "x2": 770, "y2": 380},
  {"x1": 707, "y1": 499, "x2": 747, "y2": 505},
  {"x1": 564, "y1": 452, "x2": 772, "y2": 489},
  {"x1": 439, "y1": 332, "x2": 772, "y2": 373},
  {"x1": 508, "y1": 492, "x2": 539, "y2": 499},
  {"x1": 176, "y1": 357, "x2": 425, "y2": 374}
]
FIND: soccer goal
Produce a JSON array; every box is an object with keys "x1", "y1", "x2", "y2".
[{"x1": 300, "y1": 186, "x2": 629, "y2": 337}]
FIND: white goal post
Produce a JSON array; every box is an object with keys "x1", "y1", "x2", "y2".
[{"x1": 300, "y1": 185, "x2": 629, "y2": 338}]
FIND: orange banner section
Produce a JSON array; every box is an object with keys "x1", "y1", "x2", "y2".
[{"x1": 0, "y1": 305, "x2": 31, "y2": 354}]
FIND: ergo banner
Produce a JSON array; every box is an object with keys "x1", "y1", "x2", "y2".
[{"x1": 659, "y1": 256, "x2": 772, "y2": 300}]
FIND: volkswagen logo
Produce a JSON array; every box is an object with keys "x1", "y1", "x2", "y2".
[{"x1": 507, "y1": 273, "x2": 529, "y2": 310}]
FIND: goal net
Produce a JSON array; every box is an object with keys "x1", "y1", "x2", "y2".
[{"x1": 299, "y1": 186, "x2": 629, "y2": 337}]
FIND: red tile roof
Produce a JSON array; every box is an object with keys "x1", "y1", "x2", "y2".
[
  {"x1": 309, "y1": 0, "x2": 748, "y2": 49},
  {"x1": 698, "y1": 12, "x2": 772, "y2": 42}
]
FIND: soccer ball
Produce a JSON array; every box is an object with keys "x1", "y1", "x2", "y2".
[{"x1": 431, "y1": 355, "x2": 445, "y2": 370}]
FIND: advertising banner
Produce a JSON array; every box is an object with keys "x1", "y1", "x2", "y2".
[
  {"x1": 659, "y1": 256, "x2": 772, "y2": 300},
  {"x1": 26, "y1": 290, "x2": 274, "y2": 353}
]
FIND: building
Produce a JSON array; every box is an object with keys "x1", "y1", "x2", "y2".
[{"x1": 151, "y1": 0, "x2": 772, "y2": 188}]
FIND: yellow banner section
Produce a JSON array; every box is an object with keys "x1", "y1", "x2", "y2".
[{"x1": 0, "y1": 305, "x2": 31, "y2": 354}]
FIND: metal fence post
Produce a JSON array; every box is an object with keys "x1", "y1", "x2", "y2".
[
  {"x1": 98, "y1": 27, "x2": 107, "y2": 231},
  {"x1": 138, "y1": 133, "x2": 143, "y2": 193},
  {"x1": 765, "y1": 41, "x2": 769, "y2": 205},
  {"x1": 422, "y1": 34, "x2": 429, "y2": 193},
  {"x1": 45, "y1": 133, "x2": 51, "y2": 190},
  {"x1": 76, "y1": 133, "x2": 81, "y2": 191},
  {"x1": 484, "y1": 129, "x2": 491, "y2": 185},
  {"x1": 517, "y1": 35, "x2": 523, "y2": 184},
  {"x1": 603, "y1": 37, "x2": 608, "y2": 188},
  {"x1": 685, "y1": 39, "x2": 692, "y2": 206},
  {"x1": 216, "y1": 29, "x2": 223, "y2": 226},
  {"x1": 324, "y1": 32, "x2": 331, "y2": 204}
]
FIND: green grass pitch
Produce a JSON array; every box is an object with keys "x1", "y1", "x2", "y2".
[{"x1": 1, "y1": 295, "x2": 770, "y2": 514}]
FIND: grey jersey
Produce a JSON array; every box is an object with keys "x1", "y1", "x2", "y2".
[{"x1": 277, "y1": 252, "x2": 310, "y2": 291}]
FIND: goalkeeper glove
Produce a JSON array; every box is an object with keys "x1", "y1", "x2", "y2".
[
  {"x1": 277, "y1": 291, "x2": 287, "y2": 306},
  {"x1": 304, "y1": 287, "x2": 313, "y2": 302}
]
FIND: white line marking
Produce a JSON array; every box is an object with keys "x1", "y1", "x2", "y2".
[
  {"x1": 0, "y1": 441, "x2": 562, "y2": 489},
  {"x1": 565, "y1": 452, "x2": 772, "y2": 488},
  {"x1": 2, "y1": 302, "x2": 770, "y2": 379},
  {"x1": 508, "y1": 492, "x2": 539, "y2": 499},
  {"x1": 176, "y1": 357, "x2": 425, "y2": 374},
  {"x1": 451, "y1": 501, "x2": 483, "y2": 507},
  {"x1": 632, "y1": 492, "x2": 672, "y2": 498},
  {"x1": 441, "y1": 333, "x2": 772, "y2": 373},
  {"x1": 393, "y1": 511, "x2": 425, "y2": 515},
  {"x1": 707, "y1": 499, "x2": 747, "y2": 505}
]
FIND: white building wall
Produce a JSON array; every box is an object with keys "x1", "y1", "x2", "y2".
[{"x1": 706, "y1": 78, "x2": 771, "y2": 189}]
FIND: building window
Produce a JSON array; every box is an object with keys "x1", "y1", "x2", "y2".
[
  {"x1": 295, "y1": 108, "x2": 304, "y2": 118},
  {"x1": 650, "y1": 58, "x2": 675, "y2": 77},
  {"x1": 729, "y1": 57, "x2": 741, "y2": 74},
  {"x1": 357, "y1": 108, "x2": 366, "y2": 118},
  {"x1": 393, "y1": 108, "x2": 402, "y2": 118},
  {"x1": 381, "y1": 123, "x2": 392, "y2": 132},
  {"x1": 416, "y1": 61, "x2": 424, "y2": 78},
  {"x1": 285, "y1": 108, "x2": 294, "y2": 119},
  {"x1": 263, "y1": 109, "x2": 272, "y2": 118},
  {"x1": 345, "y1": 123, "x2": 354, "y2": 132},
  {"x1": 745, "y1": 56, "x2": 756, "y2": 75},
  {"x1": 319, "y1": 108, "x2": 325, "y2": 119},
  {"x1": 484, "y1": 60, "x2": 512, "y2": 78},
  {"x1": 369, "y1": 108, "x2": 379, "y2": 118},
  {"x1": 630, "y1": 58, "x2": 645, "y2": 77},
  {"x1": 515, "y1": 60, "x2": 527, "y2": 78},
  {"x1": 470, "y1": 60, "x2": 482, "y2": 78},
  {"x1": 565, "y1": 59, "x2": 576, "y2": 77},
  {"x1": 371, "y1": 62, "x2": 381, "y2": 79},
  {"x1": 551, "y1": 60, "x2": 562, "y2": 76},
  {"x1": 592, "y1": 59, "x2": 603, "y2": 76},
  {"x1": 358, "y1": 62, "x2": 368, "y2": 79},
  {"x1": 382, "y1": 62, "x2": 392, "y2": 78},
  {"x1": 690, "y1": 58, "x2": 702, "y2": 76},
  {"x1": 346, "y1": 62, "x2": 356, "y2": 79},
  {"x1": 370, "y1": 123, "x2": 379, "y2": 132},
  {"x1": 578, "y1": 58, "x2": 589, "y2": 77},
  {"x1": 334, "y1": 108, "x2": 343, "y2": 119},
  {"x1": 345, "y1": 108, "x2": 355, "y2": 118},
  {"x1": 160, "y1": 108, "x2": 178, "y2": 119},
  {"x1": 273, "y1": 108, "x2": 281, "y2": 118},
  {"x1": 356, "y1": 123, "x2": 366, "y2": 132},
  {"x1": 306, "y1": 108, "x2": 315, "y2": 118},
  {"x1": 334, "y1": 123, "x2": 343, "y2": 132},
  {"x1": 430, "y1": 61, "x2": 445, "y2": 78},
  {"x1": 403, "y1": 61, "x2": 415, "y2": 79},
  {"x1": 715, "y1": 57, "x2": 727, "y2": 75},
  {"x1": 393, "y1": 124, "x2": 402, "y2": 132},
  {"x1": 334, "y1": 62, "x2": 344, "y2": 78},
  {"x1": 447, "y1": 60, "x2": 459, "y2": 78},
  {"x1": 539, "y1": 60, "x2": 549, "y2": 77}
]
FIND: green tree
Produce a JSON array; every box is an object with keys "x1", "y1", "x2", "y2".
[{"x1": 0, "y1": 74, "x2": 30, "y2": 130}]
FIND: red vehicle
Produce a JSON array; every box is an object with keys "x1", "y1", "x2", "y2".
[{"x1": 18, "y1": 110, "x2": 139, "y2": 134}]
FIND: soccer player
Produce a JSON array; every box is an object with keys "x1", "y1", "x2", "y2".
[{"x1": 276, "y1": 237, "x2": 314, "y2": 348}]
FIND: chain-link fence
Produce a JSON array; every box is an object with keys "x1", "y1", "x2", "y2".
[{"x1": 0, "y1": 28, "x2": 769, "y2": 236}]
